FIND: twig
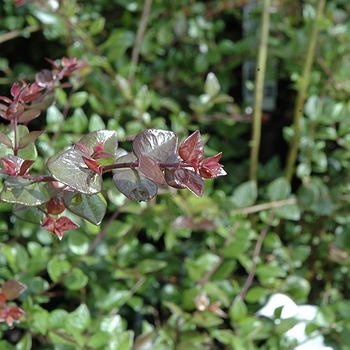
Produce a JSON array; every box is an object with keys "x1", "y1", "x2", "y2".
[
  {"x1": 232, "y1": 198, "x2": 297, "y2": 216},
  {"x1": 0, "y1": 25, "x2": 41, "y2": 44},
  {"x1": 249, "y1": 0, "x2": 271, "y2": 182},
  {"x1": 284, "y1": 0, "x2": 326, "y2": 182},
  {"x1": 128, "y1": 0, "x2": 153, "y2": 83},
  {"x1": 239, "y1": 213, "x2": 274, "y2": 300}
]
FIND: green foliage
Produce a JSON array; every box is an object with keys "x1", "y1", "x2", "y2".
[{"x1": 1, "y1": 0, "x2": 350, "y2": 349}]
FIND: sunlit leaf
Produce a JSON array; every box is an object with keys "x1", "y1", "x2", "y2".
[
  {"x1": 174, "y1": 169, "x2": 204, "y2": 197},
  {"x1": 138, "y1": 152, "x2": 165, "y2": 184},
  {"x1": 178, "y1": 130, "x2": 204, "y2": 163},
  {"x1": 47, "y1": 148, "x2": 102, "y2": 195},
  {"x1": 63, "y1": 192, "x2": 107, "y2": 225},
  {"x1": 0, "y1": 177, "x2": 50, "y2": 205},
  {"x1": 133, "y1": 129, "x2": 178, "y2": 162}
]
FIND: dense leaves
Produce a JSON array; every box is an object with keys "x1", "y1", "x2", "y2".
[{"x1": 1, "y1": 0, "x2": 349, "y2": 349}]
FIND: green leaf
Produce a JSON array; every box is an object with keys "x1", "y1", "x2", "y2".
[
  {"x1": 29, "y1": 306, "x2": 49, "y2": 335},
  {"x1": 135, "y1": 259, "x2": 168, "y2": 274},
  {"x1": 89, "y1": 17, "x2": 105, "y2": 35},
  {"x1": 134, "y1": 85, "x2": 151, "y2": 112},
  {"x1": 275, "y1": 204, "x2": 300, "y2": 221},
  {"x1": 47, "y1": 148, "x2": 102, "y2": 195},
  {"x1": 232, "y1": 181, "x2": 257, "y2": 208},
  {"x1": 88, "y1": 113, "x2": 106, "y2": 132},
  {"x1": 13, "y1": 205, "x2": 45, "y2": 224},
  {"x1": 48, "y1": 309, "x2": 69, "y2": 329},
  {"x1": 15, "y1": 332, "x2": 32, "y2": 350},
  {"x1": 63, "y1": 192, "x2": 107, "y2": 225},
  {"x1": 67, "y1": 232, "x2": 89, "y2": 257},
  {"x1": 267, "y1": 177, "x2": 291, "y2": 201},
  {"x1": 47, "y1": 256, "x2": 71, "y2": 282},
  {"x1": 63, "y1": 267, "x2": 89, "y2": 290},
  {"x1": 70, "y1": 92, "x2": 89, "y2": 108},
  {"x1": 229, "y1": 297, "x2": 247, "y2": 323},
  {"x1": 65, "y1": 304, "x2": 91, "y2": 333},
  {"x1": 0, "y1": 177, "x2": 50, "y2": 205},
  {"x1": 204, "y1": 72, "x2": 221, "y2": 98},
  {"x1": 28, "y1": 276, "x2": 49, "y2": 294}
]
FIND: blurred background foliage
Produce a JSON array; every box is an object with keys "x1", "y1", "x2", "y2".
[{"x1": 1, "y1": 0, "x2": 350, "y2": 349}]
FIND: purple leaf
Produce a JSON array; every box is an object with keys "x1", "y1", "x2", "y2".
[
  {"x1": 113, "y1": 153, "x2": 158, "y2": 201},
  {"x1": 179, "y1": 130, "x2": 204, "y2": 163},
  {"x1": 1, "y1": 280, "x2": 27, "y2": 301},
  {"x1": 0, "y1": 133, "x2": 12, "y2": 148},
  {"x1": 18, "y1": 130, "x2": 45, "y2": 149},
  {"x1": 133, "y1": 129, "x2": 178, "y2": 162},
  {"x1": 174, "y1": 169, "x2": 204, "y2": 197},
  {"x1": 138, "y1": 153, "x2": 165, "y2": 185},
  {"x1": 17, "y1": 108, "x2": 41, "y2": 123}
]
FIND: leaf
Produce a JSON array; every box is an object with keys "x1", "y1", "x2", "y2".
[
  {"x1": 204, "y1": 72, "x2": 221, "y2": 97},
  {"x1": 1, "y1": 280, "x2": 27, "y2": 300},
  {"x1": 275, "y1": 204, "x2": 300, "y2": 221},
  {"x1": 267, "y1": 177, "x2": 291, "y2": 201},
  {"x1": 47, "y1": 148, "x2": 102, "y2": 195},
  {"x1": 138, "y1": 152, "x2": 165, "y2": 184},
  {"x1": 76, "y1": 130, "x2": 119, "y2": 161},
  {"x1": 229, "y1": 297, "x2": 247, "y2": 323},
  {"x1": 113, "y1": 169, "x2": 158, "y2": 202},
  {"x1": 0, "y1": 177, "x2": 50, "y2": 205},
  {"x1": 133, "y1": 129, "x2": 178, "y2": 162},
  {"x1": 67, "y1": 231, "x2": 89, "y2": 255},
  {"x1": 65, "y1": 304, "x2": 91, "y2": 333},
  {"x1": 13, "y1": 204, "x2": 45, "y2": 224},
  {"x1": 70, "y1": 91, "x2": 88, "y2": 108},
  {"x1": 0, "y1": 132, "x2": 12, "y2": 148},
  {"x1": 63, "y1": 192, "x2": 107, "y2": 225},
  {"x1": 18, "y1": 130, "x2": 45, "y2": 149},
  {"x1": 178, "y1": 130, "x2": 204, "y2": 163},
  {"x1": 174, "y1": 168, "x2": 204, "y2": 197},
  {"x1": 17, "y1": 108, "x2": 41, "y2": 123},
  {"x1": 63, "y1": 267, "x2": 88, "y2": 290},
  {"x1": 232, "y1": 181, "x2": 257, "y2": 208}
]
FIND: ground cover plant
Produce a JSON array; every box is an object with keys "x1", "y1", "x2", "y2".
[{"x1": 1, "y1": 0, "x2": 350, "y2": 349}]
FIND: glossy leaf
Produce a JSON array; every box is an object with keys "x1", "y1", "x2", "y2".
[
  {"x1": 113, "y1": 168, "x2": 158, "y2": 202},
  {"x1": 13, "y1": 204, "x2": 46, "y2": 224},
  {"x1": 138, "y1": 152, "x2": 165, "y2": 184},
  {"x1": 63, "y1": 192, "x2": 107, "y2": 225},
  {"x1": 133, "y1": 129, "x2": 178, "y2": 162},
  {"x1": 77, "y1": 130, "x2": 118, "y2": 160},
  {"x1": 174, "y1": 168, "x2": 204, "y2": 197},
  {"x1": 0, "y1": 177, "x2": 50, "y2": 205},
  {"x1": 179, "y1": 130, "x2": 204, "y2": 164},
  {"x1": 47, "y1": 148, "x2": 102, "y2": 195}
]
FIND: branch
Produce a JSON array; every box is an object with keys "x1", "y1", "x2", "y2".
[
  {"x1": 239, "y1": 213, "x2": 274, "y2": 300},
  {"x1": 284, "y1": 0, "x2": 326, "y2": 182},
  {"x1": 128, "y1": 0, "x2": 153, "y2": 83},
  {"x1": 249, "y1": 0, "x2": 271, "y2": 182}
]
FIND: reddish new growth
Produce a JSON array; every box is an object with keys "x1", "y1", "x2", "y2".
[
  {"x1": 0, "y1": 281, "x2": 27, "y2": 327},
  {"x1": 41, "y1": 216, "x2": 80, "y2": 240}
]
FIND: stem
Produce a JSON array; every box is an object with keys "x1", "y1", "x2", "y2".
[
  {"x1": 128, "y1": 0, "x2": 153, "y2": 83},
  {"x1": 239, "y1": 213, "x2": 274, "y2": 300},
  {"x1": 249, "y1": 0, "x2": 271, "y2": 182},
  {"x1": 232, "y1": 198, "x2": 297, "y2": 215},
  {"x1": 102, "y1": 160, "x2": 192, "y2": 172},
  {"x1": 0, "y1": 25, "x2": 41, "y2": 44},
  {"x1": 284, "y1": 0, "x2": 326, "y2": 182}
]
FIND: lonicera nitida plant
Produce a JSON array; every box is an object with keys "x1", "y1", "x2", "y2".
[{"x1": 0, "y1": 57, "x2": 226, "y2": 241}]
